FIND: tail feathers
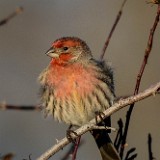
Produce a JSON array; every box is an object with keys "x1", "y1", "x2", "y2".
[{"x1": 91, "y1": 129, "x2": 121, "y2": 160}]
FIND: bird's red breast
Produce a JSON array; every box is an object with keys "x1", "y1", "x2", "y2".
[{"x1": 47, "y1": 62, "x2": 98, "y2": 99}]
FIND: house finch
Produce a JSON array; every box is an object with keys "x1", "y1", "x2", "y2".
[{"x1": 39, "y1": 37, "x2": 120, "y2": 160}]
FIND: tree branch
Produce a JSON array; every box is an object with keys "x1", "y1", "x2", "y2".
[
  {"x1": 0, "y1": 7, "x2": 23, "y2": 26},
  {"x1": 100, "y1": 0, "x2": 128, "y2": 60},
  {"x1": 119, "y1": 4, "x2": 160, "y2": 158},
  {"x1": 0, "y1": 102, "x2": 40, "y2": 111},
  {"x1": 148, "y1": 133, "x2": 155, "y2": 160},
  {"x1": 36, "y1": 81, "x2": 160, "y2": 160}
]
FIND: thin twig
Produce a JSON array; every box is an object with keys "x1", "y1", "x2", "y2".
[
  {"x1": 91, "y1": 125, "x2": 117, "y2": 131},
  {"x1": 114, "y1": 119, "x2": 123, "y2": 151},
  {"x1": 0, "y1": 7, "x2": 23, "y2": 26},
  {"x1": 119, "y1": 4, "x2": 160, "y2": 158},
  {"x1": 124, "y1": 148, "x2": 137, "y2": 160},
  {"x1": 100, "y1": 0, "x2": 128, "y2": 60},
  {"x1": 0, "y1": 102, "x2": 41, "y2": 111},
  {"x1": 134, "y1": 5, "x2": 160, "y2": 95},
  {"x1": 148, "y1": 133, "x2": 155, "y2": 160},
  {"x1": 36, "y1": 82, "x2": 160, "y2": 160}
]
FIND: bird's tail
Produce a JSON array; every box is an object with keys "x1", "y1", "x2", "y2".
[{"x1": 91, "y1": 118, "x2": 121, "y2": 160}]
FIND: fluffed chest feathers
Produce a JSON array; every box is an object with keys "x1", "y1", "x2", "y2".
[{"x1": 46, "y1": 63, "x2": 98, "y2": 98}]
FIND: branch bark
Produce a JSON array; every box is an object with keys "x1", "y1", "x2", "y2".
[{"x1": 36, "y1": 81, "x2": 160, "y2": 160}]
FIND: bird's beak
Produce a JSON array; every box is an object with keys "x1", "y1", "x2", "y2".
[{"x1": 45, "y1": 47, "x2": 59, "y2": 58}]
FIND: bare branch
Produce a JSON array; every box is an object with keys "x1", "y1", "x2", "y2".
[
  {"x1": 100, "y1": 0, "x2": 128, "y2": 60},
  {"x1": 119, "y1": 4, "x2": 160, "y2": 158},
  {"x1": 114, "y1": 119, "x2": 123, "y2": 151},
  {"x1": 0, "y1": 102, "x2": 40, "y2": 111},
  {"x1": 36, "y1": 82, "x2": 160, "y2": 160},
  {"x1": 0, "y1": 7, "x2": 23, "y2": 26},
  {"x1": 148, "y1": 134, "x2": 155, "y2": 160},
  {"x1": 91, "y1": 125, "x2": 117, "y2": 132},
  {"x1": 134, "y1": 4, "x2": 160, "y2": 95},
  {"x1": 124, "y1": 148, "x2": 137, "y2": 160}
]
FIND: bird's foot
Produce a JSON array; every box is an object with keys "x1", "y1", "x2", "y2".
[
  {"x1": 66, "y1": 125, "x2": 79, "y2": 143},
  {"x1": 95, "y1": 111, "x2": 106, "y2": 126}
]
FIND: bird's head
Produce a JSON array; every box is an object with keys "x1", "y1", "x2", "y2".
[{"x1": 45, "y1": 37, "x2": 92, "y2": 65}]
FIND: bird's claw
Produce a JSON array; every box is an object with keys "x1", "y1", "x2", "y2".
[
  {"x1": 66, "y1": 129, "x2": 79, "y2": 143},
  {"x1": 95, "y1": 111, "x2": 105, "y2": 126}
]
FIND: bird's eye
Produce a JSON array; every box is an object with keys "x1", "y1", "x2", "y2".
[{"x1": 63, "y1": 47, "x2": 68, "y2": 51}]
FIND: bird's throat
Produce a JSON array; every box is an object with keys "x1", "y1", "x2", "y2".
[{"x1": 50, "y1": 53, "x2": 73, "y2": 65}]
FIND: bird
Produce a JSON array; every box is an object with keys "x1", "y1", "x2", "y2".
[{"x1": 38, "y1": 37, "x2": 120, "y2": 160}]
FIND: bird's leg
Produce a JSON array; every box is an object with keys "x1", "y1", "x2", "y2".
[
  {"x1": 71, "y1": 136, "x2": 81, "y2": 160},
  {"x1": 66, "y1": 125, "x2": 79, "y2": 143},
  {"x1": 95, "y1": 111, "x2": 112, "y2": 133},
  {"x1": 66, "y1": 125, "x2": 81, "y2": 160}
]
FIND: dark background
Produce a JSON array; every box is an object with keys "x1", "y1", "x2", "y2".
[{"x1": 0, "y1": 0, "x2": 159, "y2": 159}]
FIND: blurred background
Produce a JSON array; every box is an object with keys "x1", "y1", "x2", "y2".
[{"x1": 0, "y1": 0, "x2": 160, "y2": 159}]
